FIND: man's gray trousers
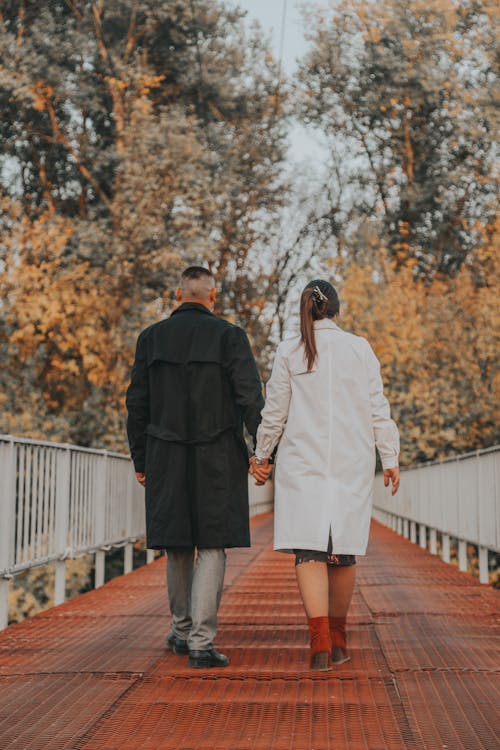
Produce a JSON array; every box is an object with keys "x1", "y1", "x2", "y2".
[{"x1": 166, "y1": 547, "x2": 226, "y2": 651}]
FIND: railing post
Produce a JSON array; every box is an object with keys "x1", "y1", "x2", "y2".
[
  {"x1": 0, "y1": 579, "x2": 9, "y2": 632},
  {"x1": 429, "y1": 528, "x2": 437, "y2": 555},
  {"x1": 410, "y1": 521, "x2": 416, "y2": 544},
  {"x1": 54, "y1": 561, "x2": 66, "y2": 606},
  {"x1": 124, "y1": 543, "x2": 133, "y2": 574},
  {"x1": 458, "y1": 539, "x2": 467, "y2": 572},
  {"x1": 123, "y1": 464, "x2": 134, "y2": 575},
  {"x1": 419, "y1": 524, "x2": 426, "y2": 549},
  {"x1": 403, "y1": 518, "x2": 409, "y2": 539},
  {"x1": 478, "y1": 546, "x2": 489, "y2": 584},
  {"x1": 0, "y1": 439, "x2": 16, "y2": 629},
  {"x1": 95, "y1": 551, "x2": 105, "y2": 588},
  {"x1": 54, "y1": 446, "x2": 71, "y2": 606},
  {"x1": 442, "y1": 533, "x2": 451, "y2": 563},
  {"x1": 146, "y1": 549, "x2": 155, "y2": 564},
  {"x1": 94, "y1": 452, "x2": 107, "y2": 588}
]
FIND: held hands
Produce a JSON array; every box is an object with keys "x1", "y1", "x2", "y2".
[
  {"x1": 138, "y1": 458, "x2": 273, "y2": 488},
  {"x1": 249, "y1": 456, "x2": 272, "y2": 486},
  {"x1": 383, "y1": 467, "x2": 400, "y2": 495}
]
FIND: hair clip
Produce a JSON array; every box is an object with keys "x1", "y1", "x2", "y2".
[{"x1": 312, "y1": 285, "x2": 328, "y2": 302}]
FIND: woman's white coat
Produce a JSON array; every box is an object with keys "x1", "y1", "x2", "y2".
[{"x1": 255, "y1": 320, "x2": 399, "y2": 556}]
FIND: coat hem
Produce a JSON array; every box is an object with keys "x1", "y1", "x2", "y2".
[
  {"x1": 274, "y1": 542, "x2": 367, "y2": 556},
  {"x1": 149, "y1": 541, "x2": 251, "y2": 550}
]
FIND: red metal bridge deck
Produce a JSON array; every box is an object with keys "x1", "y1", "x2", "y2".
[{"x1": 0, "y1": 514, "x2": 498, "y2": 750}]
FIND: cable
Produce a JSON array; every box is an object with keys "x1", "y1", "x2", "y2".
[{"x1": 277, "y1": 0, "x2": 288, "y2": 82}]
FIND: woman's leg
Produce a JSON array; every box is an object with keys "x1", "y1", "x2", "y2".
[
  {"x1": 328, "y1": 564, "x2": 356, "y2": 664},
  {"x1": 295, "y1": 561, "x2": 329, "y2": 617},
  {"x1": 328, "y1": 564, "x2": 356, "y2": 619},
  {"x1": 295, "y1": 561, "x2": 331, "y2": 670}
]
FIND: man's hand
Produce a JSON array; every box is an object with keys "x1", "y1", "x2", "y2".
[
  {"x1": 249, "y1": 456, "x2": 272, "y2": 486},
  {"x1": 383, "y1": 467, "x2": 400, "y2": 495},
  {"x1": 136, "y1": 472, "x2": 146, "y2": 487}
]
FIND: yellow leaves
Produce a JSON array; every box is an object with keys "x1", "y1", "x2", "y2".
[
  {"x1": 138, "y1": 74, "x2": 165, "y2": 97},
  {"x1": 31, "y1": 80, "x2": 54, "y2": 111},
  {"x1": 104, "y1": 73, "x2": 164, "y2": 98},
  {"x1": 267, "y1": 94, "x2": 279, "y2": 110},
  {"x1": 1, "y1": 209, "x2": 130, "y2": 421},
  {"x1": 364, "y1": 31, "x2": 382, "y2": 44},
  {"x1": 104, "y1": 76, "x2": 129, "y2": 92},
  {"x1": 32, "y1": 95, "x2": 46, "y2": 112},
  {"x1": 9, "y1": 557, "x2": 93, "y2": 624},
  {"x1": 340, "y1": 241, "x2": 499, "y2": 464},
  {"x1": 398, "y1": 220, "x2": 410, "y2": 237}
]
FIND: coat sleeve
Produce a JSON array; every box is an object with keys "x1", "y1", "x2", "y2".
[
  {"x1": 254, "y1": 344, "x2": 291, "y2": 460},
  {"x1": 223, "y1": 326, "x2": 265, "y2": 443},
  {"x1": 125, "y1": 329, "x2": 150, "y2": 473},
  {"x1": 364, "y1": 341, "x2": 400, "y2": 469}
]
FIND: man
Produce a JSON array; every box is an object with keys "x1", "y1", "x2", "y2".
[{"x1": 126, "y1": 266, "x2": 264, "y2": 668}]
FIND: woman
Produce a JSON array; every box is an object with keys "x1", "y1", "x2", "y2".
[{"x1": 250, "y1": 280, "x2": 400, "y2": 671}]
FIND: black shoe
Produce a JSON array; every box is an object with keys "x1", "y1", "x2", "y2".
[
  {"x1": 311, "y1": 651, "x2": 332, "y2": 672},
  {"x1": 166, "y1": 632, "x2": 189, "y2": 655},
  {"x1": 331, "y1": 646, "x2": 351, "y2": 665},
  {"x1": 188, "y1": 648, "x2": 230, "y2": 668}
]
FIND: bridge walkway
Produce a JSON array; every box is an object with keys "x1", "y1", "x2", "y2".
[{"x1": 0, "y1": 514, "x2": 498, "y2": 749}]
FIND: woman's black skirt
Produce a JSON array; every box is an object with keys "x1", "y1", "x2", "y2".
[{"x1": 294, "y1": 532, "x2": 356, "y2": 567}]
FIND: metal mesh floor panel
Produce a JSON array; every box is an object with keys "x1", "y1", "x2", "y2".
[
  {"x1": 0, "y1": 673, "x2": 137, "y2": 750},
  {"x1": 356, "y1": 564, "x2": 477, "y2": 587},
  {"x1": 360, "y1": 582, "x2": 499, "y2": 616},
  {"x1": 150, "y1": 624, "x2": 388, "y2": 679},
  {"x1": 375, "y1": 613, "x2": 500, "y2": 673},
  {"x1": 78, "y1": 676, "x2": 418, "y2": 750},
  {"x1": 395, "y1": 671, "x2": 500, "y2": 750},
  {"x1": 217, "y1": 602, "x2": 372, "y2": 625},
  {"x1": 0, "y1": 614, "x2": 167, "y2": 675},
  {"x1": 1, "y1": 514, "x2": 499, "y2": 750}
]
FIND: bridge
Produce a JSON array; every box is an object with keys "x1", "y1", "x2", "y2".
[{"x1": 0, "y1": 436, "x2": 499, "y2": 749}]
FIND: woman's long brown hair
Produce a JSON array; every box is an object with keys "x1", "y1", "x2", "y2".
[{"x1": 300, "y1": 281, "x2": 340, "y2": 372}]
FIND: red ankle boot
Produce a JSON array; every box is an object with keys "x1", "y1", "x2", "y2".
[
  {"x1": 308, "y1": 616, "x2": 332, "y2": 671},
  {"x1": 329, "y1": 616, "x2": 350, "y2": 664}
]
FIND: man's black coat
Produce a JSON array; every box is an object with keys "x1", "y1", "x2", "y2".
[{"x1": 125, "y1": 303, "x2": 264, "y2": 549}]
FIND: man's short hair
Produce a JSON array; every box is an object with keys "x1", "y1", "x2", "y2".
[
  {"x1": 179, "y1": 266, "x2": 215, "y2": 300},
  {"x1": 181, "y1": 266, "x2": 214, "y2": 282}
]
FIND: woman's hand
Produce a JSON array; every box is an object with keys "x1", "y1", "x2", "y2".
[
  {"x1": 249, "y1": 456, "x2": 272, "y2": 485},
  {"x1": 383, "y1": 467, "x2": 400, "y2": 495}
]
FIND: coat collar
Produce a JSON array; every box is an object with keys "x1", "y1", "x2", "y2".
[
  {"x1": 171, "y1": 302, "x2": 215, "y2": 317},
  {"x1": 314, "y1": 318, "x2": 341, "y2": 331}
]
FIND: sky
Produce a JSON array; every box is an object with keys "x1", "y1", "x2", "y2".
[
  {"x1": 229, "y1": 1, "x2": 328, "y2": 164},
  {"x1": 230, "y1": 0, "x2": 309, "y2": 74}
]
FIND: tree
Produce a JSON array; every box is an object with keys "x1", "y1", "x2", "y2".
[
  {"x1": 298, "y1": 0, "x2": 499, "y2": 277},
  {"x1": 338, "y1": 221, "x2": 499, "y2": 463},
  {"x1": 0, "y1": 0, "x2": 287, "y2": 448}
]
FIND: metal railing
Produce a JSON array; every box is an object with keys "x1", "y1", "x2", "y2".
[
  {"x1": 0, "y1": 435, "x2": 274, "y2": 629},
  {"x1": 373, "y1": 445, "x2": 500, "y2": 584}
]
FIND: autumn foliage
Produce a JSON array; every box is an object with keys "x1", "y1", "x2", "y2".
[
  {"x1": 0, "y1": 0, "x2": 498, "y2": 465},
  {"x1": 339, "y1": 231, "x2": 499, "y2": 464}
]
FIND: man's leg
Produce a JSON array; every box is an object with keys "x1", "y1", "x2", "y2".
[
  {"x1": 166, "y1": 547, "x2": 194, "y2": 647},
  {"x1": 188, "y1": 547, "x2": 228, "y2": 667}
]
